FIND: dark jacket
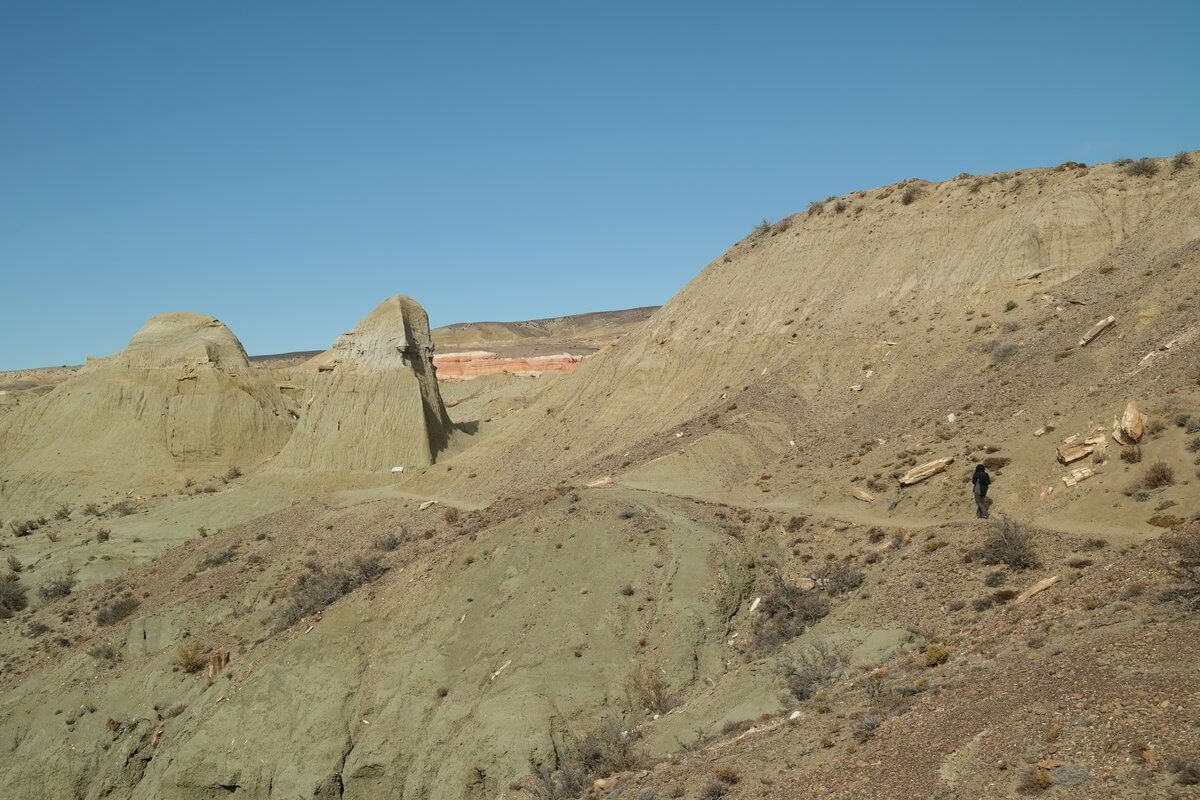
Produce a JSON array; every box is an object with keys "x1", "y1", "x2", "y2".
[{"x1": 972, "y1": 466, "x2": 991, "y2": 494}]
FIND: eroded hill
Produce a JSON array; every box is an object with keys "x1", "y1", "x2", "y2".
[{"x1": 1, "y1": 153, "x2": 1198, "y2": 800}]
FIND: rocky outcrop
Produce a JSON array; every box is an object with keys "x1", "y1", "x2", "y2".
[
  {"x1": 268, "y1": 296, "x2": 453, "y2": 474},
  {"x1": 1112, "y1": 398, "x2": 1147, "y2": 445},
  {"x1": 433, "y1": 351, "x2": 587, "y2": 380}
]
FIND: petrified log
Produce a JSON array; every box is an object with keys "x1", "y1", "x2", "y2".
[
  {"x1": 1078, "y1": 315, "x2": 1115, "y2": 347},
  {"x1": 899, "y1": 457, "x2": 955, "y2": 485}
]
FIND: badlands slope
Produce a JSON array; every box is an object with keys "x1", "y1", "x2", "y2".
[{"x1": 0, "y1": 154, "x2": 1198, "y2": 800}]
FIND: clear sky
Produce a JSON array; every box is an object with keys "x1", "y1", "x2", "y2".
[{"x1": 2, "y1": 0, "x2": 1197, "y2": 370}]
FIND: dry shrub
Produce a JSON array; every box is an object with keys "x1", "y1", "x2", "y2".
[
  {"x1": 753, "y1": 576, "x2": 830, "y2": 653},
  {"x1": 108, "y1": 500, "x2": 136, "y2": 517},
  {"x1": 38, "y1": 569, "x2": 78, "y2": 600},
  {"x1": 1172, "y1": 151, "x2": 1194, "y2": 171},
  {"x1": 274, "y1": 558, "x2": 383, "y2": 630},
  {"x1": 1162, "y1": 526, "x2": 1200, "y2": 609},
  {"x1": 711, "y1": 766, "x2": 740, "y2": 784},
  {"x1": 924, "y1": 644, "x2": 951, "y2": 667},
  {"x1": 96, "y1": 596, "x2": 139, "y2": 626},
  {"x1": 7, "y1": 555, "x2": 22, "y2": 573},
  {"x1": 781, "y1": 640, "x2": 847, "y2": 700},
  {"x1": 54, "y1": 504, "x2": 71, "y2": 520},
  {"x1": 527, "y1": 719, "x2": 646, "y2": 799},
  {"x1": 900, "y1": 184, "x2": 923, "y2": 205},
  {"x1": 701, "y1": 780, "x2": 731, "y2": 798},
  {"x1": 0, "y1": 580, "x2": 29, "y2": 619},
  {"x1": 443, "y1": 507, "x2": 460, "y2": 524},
  {"x1": 1124, "y1": 157, "x2": 1158, "y2": 177},
  {"x1": 629, "y1": 663, "x2": 675, "y2": 715},
  {"x1": 976, "y1": 516, "x2": 1038, "y2": 569},
  {"x1": 373, "y1": 531, "x2": 404, "y2": 551},
  {"x1": 175, "y1": 640, "x2": 207, "y2": 673},
  {"x1": 821, "y1": 563, "x2": 864, "y2": 595},
  {"x1": 1147, "y1": 514, "x2": 1185, "y2": 528},
  {"x1": 1143, "y1": 461, "x2": 1175, "y2": 488}
]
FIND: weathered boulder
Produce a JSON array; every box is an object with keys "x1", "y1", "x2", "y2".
[{"x1": 1111, "y1": 398, "x2": 1147, "y2": 445}]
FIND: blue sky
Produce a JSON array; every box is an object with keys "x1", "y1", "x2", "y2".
[{"x1": 2, "y1": 0, "x2": 1197, "y2": 369}]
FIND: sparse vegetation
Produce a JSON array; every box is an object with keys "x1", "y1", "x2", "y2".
[
  {"x1": 274, "y1": 558, "x2": 385, "y2": 630},
  {"x1": 1172, "y1": 151, "x2": 1193, "y2": 171},
  {"x1": 752, "y1": 575, "x2": 831, "y2": 653},
  {"x1": 1120, "y1": 445, "x2": 1143, "y2": 464},
  {"x1": 753, "y1": 218, "x2": 772, "y2": 234},
  {"x1": 224, "y1": 465, "x2": 243, "y2": 482},
  {"x1": 780, "y1": 640, "x2": 846, "y2": 700},
  {"x1": 108, "y1": 500, "x2": 136, "y2": 517},
  {"x1": 38, "y1": 568, "x2": 78, "y2": 600},
  {"x1": 7, "y1": 554, "x2": 22, "y2": 573},
  {"x1": 443, "y1": 506, "x2": 460, "y2": 524},
  {"x1": 1162, "y1": 527, "x2": 1200, "y2": 609},
  {"x1": 822, "y1": 563, "x2": 864, "y2": 595},
  {"x1": 628, "y1": 663, "x2": 675, "y2": 714},
  {"x1": 54, "y1": 504, "x2": 71, "y2": 520},
  {"x1": 95, "y1": 528, "x2": 111, "y2": 543},
  {"x1": 87, "y1": 642, "x2": 122, "y2": 667},
  {"x1": 1124, "y1": 157, "x2": 1158, "y2": 177},
  {"x1": 0, "y1": 579, "x2": 29, "y2": 618},
  {"x1": 199, "y1": 544, "x2": 239, "y2": 570},
  {"x1": 175, "y1": 640, "x2": 207, "y2": 673},
  {"x1": 976, "y1": 516, "x2": 1038, "y2": 569},
  {"x1": 924, "y1": 644, "x2": 951, "y2": 667},
  {"x1": 527, "y1": 719, "x2": 646, "y2": 799},
  {"x1": 96, "y1": 596, "x2": 139, "y2": 625},
  {"x1": 373, "y1": 531, "x2": 404, "y2": 551},
  {"x1": 1143, "y1": 461, "x2": 1175, "y2": 489},
  {"x1": 900, "y1": 184, "x2": 922, "y2": 205}
]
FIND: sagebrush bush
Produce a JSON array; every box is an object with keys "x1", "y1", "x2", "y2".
[
  {"x1": 199, "y1": 544, "x2": 239, "y2": 570},
  {"x1": 780, "y1": 640, "x2": 846, "y2": 700},
  {"x1": 175, "y1": 640, "x2": 207, "y2": 673},
  {"x1": 274, "y1": 558, "x2": 383, "y2": 630},
  {"x1": 822, "y1": 563, "x2": 864, "y2": 595},
  {"x1": 1120, "y1": 445, "x2": 1143, "y2": 464},
  {"x1": 54, "y1": 504, "x2": 71, "y2": 520},
  {"x1": 374, "y1": 531, "x2": 404, "y2": 551},
  {"x1": 96, "y1": 596, "x2": 139, "y2": 625},
  {"x1": 900, "y1": 184, "x2": 922, "y2": 205},
  {"x1": 1172, "y1": 151, "x2": 1193, "y2": 171},
  {"x1": 1124, "y1": 157, "x2": 1158, "y2": 177},
  {"x1": 38, "y1": 570, "x2": 77, "y2": 600},
  {"x1": 976, "y1": 516, "x2": 1038, "y2": 569},
  {"x1": 1143, "y1": 461, "x2": 1175, "y2": 489},
  {"x1": 527, "y1": 719, "x2": 646, "y2": 799},
  {"x1": 628, "y1": 663, "x2": 675, "y2": 714},
  {"x1": 0, "y1": 580, "x2": 29, "y2": 618},
  {"x1": 752, "y1": 576, "x2": 830, "y2": 653}
]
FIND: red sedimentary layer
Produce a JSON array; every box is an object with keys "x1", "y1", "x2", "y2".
[{"x1": 433, "y1": 351, "x2": 587, "y2": 380}]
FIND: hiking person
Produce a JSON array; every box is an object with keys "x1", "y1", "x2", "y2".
[{"x1": 972, "y1": 464, "x2": 991, "y2": 518}]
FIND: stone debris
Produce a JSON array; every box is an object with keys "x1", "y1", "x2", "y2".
[
  {"x1": 1014, "y1": 575, "x2": 1061, "y2": 604},
  {"x1": 1061, "y1": 467, "x2": 1094, "y2": 487},
  {"x1": 1111, "y1": 398, "x2": 1146, "y2": 445},
  {"x1": 852, "y1": 487, "x2": 875, "y2": 502},
  {"x1": 1056, "y1": 433, "x2": 1106, "y2": 465},
  {"x1": 899, "y1": 457, "x2": 955, "y2": 485},
  {"x1": 1033, "y1": 423, "x2": 1055, "y2": 437},
  {"x1": 419, "y1": 500, "x2": 437, "y2": 510},
  {"x1": 849, "y1": 384, "x2": 863, "y2": 392},
  {"x1": 585, "y1": 476, "x2": 612, "y2": 488},
  {"x1": 1078, "y1": 315, "x2": 1115, "y2": 347},
  {"x1": 1049, "y1": 765, "x2": 1090, "y2": 787},
  {"x1": 489, "y1": 659, "x2": 512, "y2": 681}
]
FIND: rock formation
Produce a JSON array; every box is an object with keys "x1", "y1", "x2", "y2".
[
  {"x1": 0, "y1": 312, "x2": 295, "y2": 501},
  {"x1": 268, "y1": 296, "x2": 453, "y2": 474}
]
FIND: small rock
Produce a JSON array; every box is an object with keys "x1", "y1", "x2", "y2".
[{"x1": 1049, "y1": 765, "x2": 1090, "y2": 787}]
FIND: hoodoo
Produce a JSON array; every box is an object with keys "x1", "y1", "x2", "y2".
[{"x1": 269, "y1": 295, "x2": 453, "y2": 474}]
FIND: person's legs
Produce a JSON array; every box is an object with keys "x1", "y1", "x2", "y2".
[{"x1": 974, "y1": 488, "x2": 987, "y2": 518}]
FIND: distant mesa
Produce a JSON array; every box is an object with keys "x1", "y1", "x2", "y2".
[{"x1": 268, "y1": 295, "x2": 453, "y2": 474}]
